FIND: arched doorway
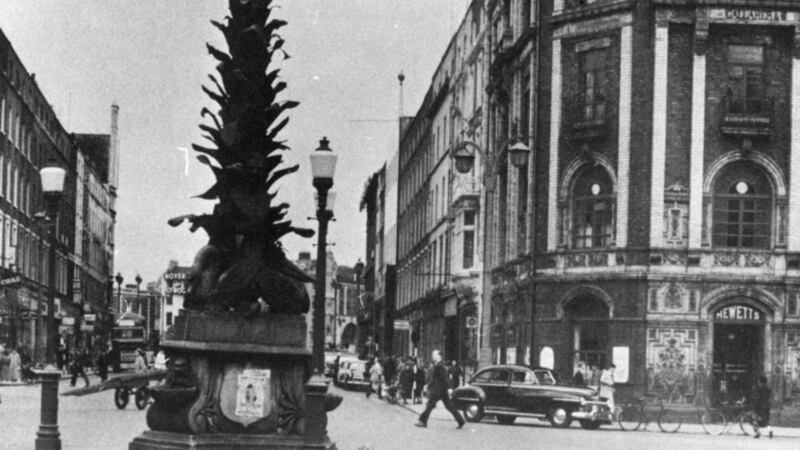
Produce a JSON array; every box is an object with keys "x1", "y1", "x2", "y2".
[
  {"x1": 340, "y1": 323, "x2": 356, "y2": 352},
  {"x1": 565, "y1": 295, "x2": 610, "y2": 376},
  {"x1": 711, "y1": 299, "x2": 767, "y2": 403}
]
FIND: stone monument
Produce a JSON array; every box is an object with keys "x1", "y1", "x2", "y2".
[{"x1": 129, "y1": 1, "x2": 340, "y2": 448}]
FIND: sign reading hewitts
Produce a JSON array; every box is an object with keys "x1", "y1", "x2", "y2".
[{"x1": 714, "y1": 305, "x2": 764, "y2": 321}]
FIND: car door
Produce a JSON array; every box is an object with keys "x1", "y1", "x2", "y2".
[
  {"x1": 509, "y1": 369, "x2": 541, "y2": 414},
  {"x1": 472, "y1": 368, "x2": 511, "y2": 411}
]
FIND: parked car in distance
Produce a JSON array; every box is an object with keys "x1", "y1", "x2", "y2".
[
  {"x1": 451, "y1": 365, "x2": 612, "y2": 429},
  {"x1": 324, "y1": 352, "x2": 338, "y2": 378},
  {"x1": 337, "y1": 359, "x2": 369, "y2": 391}
]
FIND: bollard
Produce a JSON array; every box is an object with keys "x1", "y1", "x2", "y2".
[{"x1": 34, "y1": 365, "x2": 62, "y2": 450}]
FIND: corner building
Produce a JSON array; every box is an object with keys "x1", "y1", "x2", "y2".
[{"x1": 483, "y1": 0, "x2": 800, "y2": 408}]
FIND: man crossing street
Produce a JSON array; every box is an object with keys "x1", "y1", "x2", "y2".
[{"x1": 414, "y1": 349, "x2": 465, "y2": 429}]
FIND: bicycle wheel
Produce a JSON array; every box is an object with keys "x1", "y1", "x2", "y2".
[
  {"x1": 739, "y1": 411, "x2": 759, "y2": 436},
  {"x1": 701, "y1": 409, "x2": 726, "y2": 435},
  {"x1": 617, "y1": 403, "x2": 642, "y2": 431},
  {"x1": 657, "y1": 408, "x2": 682, "y2": 433}
]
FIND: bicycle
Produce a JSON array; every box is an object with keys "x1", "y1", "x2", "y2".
[
  {"x1": 699, "y1": 398, "x2": 760, "y2": 436},
  {"x1": 617, "y1": 394, "x2": 682, "y2": 433}
]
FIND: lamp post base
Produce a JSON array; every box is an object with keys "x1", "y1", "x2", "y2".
[{"x1": 34, "y1": 365, "x2": 62, "y2": 450}]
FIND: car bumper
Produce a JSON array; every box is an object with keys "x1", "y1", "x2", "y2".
[{"x1": 573, "y1": 401, "x2": 612, "y2": 421}]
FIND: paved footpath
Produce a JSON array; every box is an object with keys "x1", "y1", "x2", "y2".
[{"x1": 3, "y1": 379, "x2": 800, "y2": 449}]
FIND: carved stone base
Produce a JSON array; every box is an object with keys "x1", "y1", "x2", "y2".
[
  {"x1": 132, "y1": 309, "x2": 340, "y2": 449},
  {"x1": 129, "y1": 430, "x2": 336, "y2": 450}
]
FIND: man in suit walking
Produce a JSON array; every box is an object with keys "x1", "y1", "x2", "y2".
[{"x1": 414, "y1": 349, "x2": 465, "y2": 429}]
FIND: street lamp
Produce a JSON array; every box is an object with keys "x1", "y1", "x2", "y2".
[
  {"x1": 35, "y1": 164, "x2": 65, "y2": 450},
  {"x1": 115, "y1": 273, "x2": 124, "y2": 313},
  {"x1": 310, "y1": 136, "x2": 337, "y2": 374},
  {"x1": 354, "y1": 258, "x2": 364, "y2": 355},
  {"x1": 135, "y1": 274, "x2": 143, "y2": 343}
]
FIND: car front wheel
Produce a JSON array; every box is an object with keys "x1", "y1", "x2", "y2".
[
  {"x1": 549, "y1": 407, "x2": 573, "y2": 428},
  {"x1": 463, "y1": 403, "x2": 484, "y2": 422}
]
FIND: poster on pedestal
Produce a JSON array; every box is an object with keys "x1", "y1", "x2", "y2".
[{"x1": 221, "y1": 364, "x2": 272, "y2": 426}]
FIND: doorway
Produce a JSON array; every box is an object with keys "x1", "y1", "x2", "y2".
[{"x1": 712, "y1": 323, "x2": 763, "y2": 404}]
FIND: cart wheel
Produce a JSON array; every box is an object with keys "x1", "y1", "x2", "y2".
[
  {"x1": 114, "y1": 387, "x2": 130, "y2": 409},
  {"x1": 135, "y1": 387, "x2": 148, "y2": 410}
]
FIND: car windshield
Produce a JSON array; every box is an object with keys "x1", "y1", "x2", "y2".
[{"x1": 533, "y1": 370, "x2": 556, "y2": 385}]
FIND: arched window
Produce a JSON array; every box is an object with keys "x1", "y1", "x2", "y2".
[
  {"x1": 712, "y1": 162, "x2": 772, "y2": 249},
  {"x1": 570, "y1": 165, "x2": 614, "y2": 248}
]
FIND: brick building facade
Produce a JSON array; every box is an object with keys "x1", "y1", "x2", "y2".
[{"x1": 482, "y1": 0, "x2": 800, "y2": 408}]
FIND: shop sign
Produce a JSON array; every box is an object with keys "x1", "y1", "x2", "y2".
[
  {"x1": 119, "y1": 319, "x2": 135, "y2": 327},
  {"x1": 714, "y1": 304, "x2": 764, "y2": 321},
  {"x1": 59, "y1": 325, "x2": 73, "y2": 334},
  {"x1": 61, "y1": 317, "x2": 75, "y2": 326},
  {"x1": 80, "y1": 324, "x2": 94, "y2": 332},
  {"x1": 709, "y1": 8, "x2": 796, "y2": 23},
  {"x1": 83, "y1": 314, "x2": 96, "y2": 322},
  {"x1": 0, "y1": 275, "x2": 22, "y2": 287}
]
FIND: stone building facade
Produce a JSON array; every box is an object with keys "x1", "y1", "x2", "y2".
[
  {"x1": 482, "y1": 0, "x2": 800, "y2": 407},
  {"x1": 396, "y1": 0, "x2": 487, "y2": 369},
  {"x1": 0, "y1": 28, "x2": 119, "y2": 362}
]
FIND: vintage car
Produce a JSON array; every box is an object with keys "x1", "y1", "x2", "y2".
[
  {"x1": 336, "y1": 359, "x2": 370, "y2": 390},
  {"x1": 451, "y1": 365, "x2": 612, "y2": 429}
]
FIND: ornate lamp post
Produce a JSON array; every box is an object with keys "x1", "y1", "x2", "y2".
[
  {"x1": 115, "y1": 273, "x2": 124, "y2": 313},
  {"x1": 34, "y1": 164, "x2": 66, "y2": 450},
  {"x1": 310, "y1": 136, "x2": 337, "y2": 373}
]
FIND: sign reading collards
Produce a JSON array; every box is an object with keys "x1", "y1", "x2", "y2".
[
  {"x1": 709, "y1": 8, "x2": 796, "y2": 23},
  {"x1": 714, "y1": 304, "x2": 764, "y2": 322}
]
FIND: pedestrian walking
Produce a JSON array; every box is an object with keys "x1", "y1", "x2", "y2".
[
  {"x1": 414, "y1": 349, "x2": 465, "y2": 429},
  {"x1": 447, "y1": 360, "x2": 463, "y2": 388},
  {"x1": 413, "y1": 361, "x2": 425, "y2": 404},
  {"x1": 96, "y1": 348, "x2": 109, "y2": 382},
  {"x1": 398, "y1": 359, "x2": 413, "y2": 405},
  {"x1": 599, "y1": 363, "x2": 616, "y2": 411},
  {"x1": 366, "y1": 357, "x2": 383, "y2": 399},
  {"x1": 8, "y1": 347, "x2": 21, "y2": 382},
  {"x1": 70, "y1": 350, "x2": 90, "y2": 387},
  {"x1": 134, "y1": 348, "x2": 147, "y2": 373},
  {"x1": 0, "y1": 346, "x2": 9, "y2": 383},
  {"x1": 752, "y1": 375, "x2": 773, "y2": 439}
]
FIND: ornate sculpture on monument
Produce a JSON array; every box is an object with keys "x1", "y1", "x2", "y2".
[{"x1": 130, "y1": 1, "x2": 340, "y2": 448}]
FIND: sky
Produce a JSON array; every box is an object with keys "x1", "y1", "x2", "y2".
[{"x1": 0, "y1": 0, "x2": 470, "y2": 284}]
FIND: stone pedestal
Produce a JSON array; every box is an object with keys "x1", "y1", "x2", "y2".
[{"x1": 129, "y1": 310, "x2": 338, "y2": 449}]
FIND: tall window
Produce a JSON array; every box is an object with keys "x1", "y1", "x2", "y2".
[
  {"x1": 571, "y1": 166, "x2": 613, "y2": 248},
  {"x1": 463, "y1": 210, "x2": 475, "y2": 269},
  {"x1": 712, "y1": 162, "x2": 772, "y2": 249},
  {"x1": 579, "y1": 48, "x2": 608, "y2": 122},
  {"x1": 517, "y1": 165, "x2": 528, "y2": 251},
  {"x1": 727, "y1": 45, "x2": 765, "y2": 115},
  {"x1": 497, "y1": 167, "x2": 508, "y2": 263}
]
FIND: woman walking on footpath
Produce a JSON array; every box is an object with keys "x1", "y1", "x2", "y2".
[
  {"x1": 398, "y1": 359, "x2": 413, "y2": 405},
  {"x1": 752, "y1": 375, "x2": 773, "y2": 439},
  {"x1": 413, "y1": 361, "x2": 425, "y2": 404},
  {"x1": 366, "y1": 356, "x2": 383, "y2": 399},
  {"x1": 8, "y1": 347, "x2": 21, "y2": 382},
  {"x1": 414, "y1": 349, "x2": 465, "y2": 429}
]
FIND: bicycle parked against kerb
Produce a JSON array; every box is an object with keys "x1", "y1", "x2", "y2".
[
  {"x1": 617, "y1": 394, "x2": 682, "y2": 433},
  {"x1": 699, "y1": 397, "x2": 761, "y2": 436}
]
